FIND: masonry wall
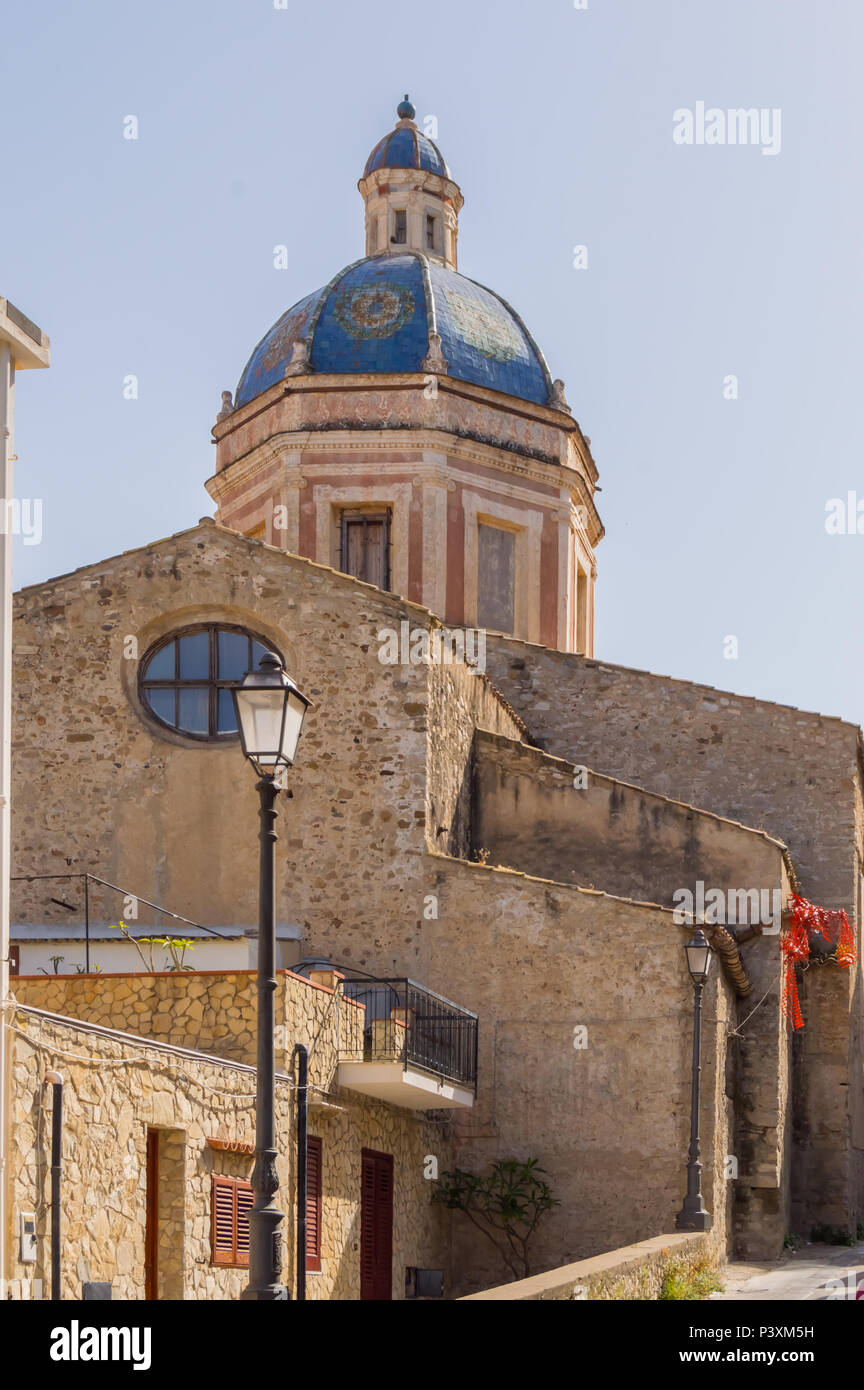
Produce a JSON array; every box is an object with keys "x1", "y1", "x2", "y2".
[
  {"x1": 6, "y1": 1001, "x2": 450, "y2": 1301},
  {"x1": 425, "y1": 665, "x2": 526, "y2": 860},
  {"x1": 472, "y1": 729, "x2": 787, "y2": 910},
  {"x1": 484, "y1": 635, "x2": 864, "y2": 1239},
  {"x1": 10, "y1": 525, "x2": 445, "y2": 981},
  {"x1": 407, "y1": 856, "x2": 739, "y2": 1293},
  {"x1": 13, "y1": 967, "x2": 373, "y2": 1077}
]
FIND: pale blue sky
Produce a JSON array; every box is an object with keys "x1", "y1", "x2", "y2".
[{"x1": 2, "y1": 0, "x2": 862, "y2": 722}]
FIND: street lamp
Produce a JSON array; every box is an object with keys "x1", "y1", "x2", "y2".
[
  {"x1": 233, "y1": 652, "x2": 309, "y2": 1300},
  {"x1": 675, "y1": 927, "x2": 713, "y2": 1232}
]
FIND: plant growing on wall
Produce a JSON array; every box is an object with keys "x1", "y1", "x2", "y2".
[
  {"x1": 435, "y1": 1157, "x2": 559, "y2": 1280},
  {"x1": 109, "y1": 921, "x2": 195, "y2": 971},
  {"x1": 38, "y1": 954, "x2": 65, "y2": 975},
  {"x1": 154, "y1": 936, "x2": 195, "y2": 971}
]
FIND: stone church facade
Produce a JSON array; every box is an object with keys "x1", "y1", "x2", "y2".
[{"x1": 5, "y1": 98, "x2": 863, "y2": 1297}]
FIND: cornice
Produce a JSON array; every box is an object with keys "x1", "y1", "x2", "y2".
[
  {"x1": 206, "y1": 429, "x2": 605, "y2": 544},
  {"x1": 212, "y1": 371, "x2": 580, "y2": 442}
]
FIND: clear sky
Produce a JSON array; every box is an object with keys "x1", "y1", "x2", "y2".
[{"x1": 2, "y1": 0, "x2": 862, "y2": 724}]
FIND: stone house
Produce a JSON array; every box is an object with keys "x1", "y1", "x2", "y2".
[
  {"x1": 4, "y1": 96, "x2": 863, "y2": 1297},
  {"x1": 8, "y1": 967, "x2": 454, "y2": 1300}
]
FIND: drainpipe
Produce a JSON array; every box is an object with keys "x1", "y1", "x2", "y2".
[
  {"x1": 294, "y1": 1044, "x2": 308, "y2": 1302},
  {"x1": 705, "y1": 924, "x2": 753, "y2": 997},
  {"x1": 44, "y1": 1069, "x2": 63, "y2": 1300}
]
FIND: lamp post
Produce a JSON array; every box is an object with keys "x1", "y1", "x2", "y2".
[
  {"x1": 675, "y1": 928, "x2": 713, "y2": 1232},
  {"x1": 232, "y1": 652, "x2": 309, "y2": 1301}
]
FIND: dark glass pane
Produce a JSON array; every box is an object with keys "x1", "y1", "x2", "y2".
[
  {"x1": 178, "y1": 631, "x2": 209, "y2": 679},
  {"x1": 217, "y1": 688, "x2": 238, "y2": 733},
  {"x1": 477, "y1": 524, "x2": 516, "y2": 633},
  {"x1": 144, "y1": 641, "x2": 175, "y2": 680},
  {"x1": 250, "y1": 640, "x2": 271, "y2": 671},
  {"x1": 217, "y1": 630, "x2": 250, "y2": 680},
  {"x1": 178, "y1": 687, "x2": 209, "y2": 735},
  {"x1": 146, "y1": 688, "x2": 176, "y2": 727}
]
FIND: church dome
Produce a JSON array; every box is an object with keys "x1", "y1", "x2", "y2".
[
  {"x1": 363, "y1": 127, "x2": 449, "y2": 179},
  {"x1": 235, "y1": 252, "x2": 553, "y2": 409},
  {"x1": 363, "y1": 94, "x2": 450, "y2": 178}
]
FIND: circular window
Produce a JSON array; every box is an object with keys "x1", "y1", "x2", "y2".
[{"x1": 139, "y1": 625, "x2": 281, "y2": 741}]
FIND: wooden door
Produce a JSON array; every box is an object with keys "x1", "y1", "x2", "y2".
[
  {"x1": 341, "y1": 512, "x2": 391, "y2": 591},
  {"x1": 144, "y1": 1129, "x2": 158, "y2": 1300},
  {"x1": 360, "y1": 1149, "x2": 393, "y2": 1300}
]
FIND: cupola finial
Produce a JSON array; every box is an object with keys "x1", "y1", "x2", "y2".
[{"x1": 397, "y1": 94, "x2": 416, "y2": 121}]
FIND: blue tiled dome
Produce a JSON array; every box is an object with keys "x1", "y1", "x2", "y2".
[
  {"x1": 363, "y1": 126, "x2": 450, "y2": 179},
  {"x1": 234, "y1": 253, "x2": 553, "y2": 408}
]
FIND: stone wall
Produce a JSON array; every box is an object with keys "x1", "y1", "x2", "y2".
[
  {"x1": 483, "y1": 635, "x2": 864, "y2": 1239},
  {"x1": 472, "y1": 729, "x2": 788, "y2": 909},
  {"x1": 425, "y1": 665, "x2": 526, "y2": 859},
  {"x1": 6, "y1": 1003, "x2": 449, "y2": 1301},
  {"x1": 13, "y1": 967, "x2": 369, "y2": 1077},
  {"x1": 10, "y1": 522, "x2": 509, "y2": 987},
  {"x1": 409, "y1": 854, "x2": 738, "y2": 1292},
  {"x1": 14, "y1": 969, "x2": 261, "y2": 1063},
  {"x1": 459, "y1": 1231, "x2": 713, "y2": 1301},
  {"x1": 483, "y1": 636, "x2": 862, "y2": 910},
  {"x1": 10, "y1": 524, "x2": 437, "y2": 966}
]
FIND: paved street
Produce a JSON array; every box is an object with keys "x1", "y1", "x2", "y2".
[{"x1": 712, "y1": 1242, "x2": 864, "y2": 1300}]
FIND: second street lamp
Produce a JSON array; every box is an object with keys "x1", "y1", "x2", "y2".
[
  {"x1": 675, "y1": 927, "x2": 713, "y2": 1232},
  {"x1": 233, "y1": 652, "x2": 310, "y2": 1301}
]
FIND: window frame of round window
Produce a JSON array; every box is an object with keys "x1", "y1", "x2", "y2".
[{"x1": 138, "y1": 624, "x2": 283, "y2": 743}]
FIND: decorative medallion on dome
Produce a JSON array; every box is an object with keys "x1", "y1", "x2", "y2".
[
  {"x1": 234, "y1": 255, "x2": 551, "y2": 409},
  {"x1": 332, "y1": 283, "x2": 416, "y2": 339},
  {"x1": 438, "y1": 284, "x2": 524, "y2": 363},
  {"x1": 260, "y1": 302, "x2": 315, "y2": 373}
]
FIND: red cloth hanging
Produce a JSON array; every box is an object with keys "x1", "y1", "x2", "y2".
[{"x1": 781, "y1": 894, "x2": 858, "y2": 1029}]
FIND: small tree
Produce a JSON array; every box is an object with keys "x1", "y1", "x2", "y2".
[
  {"x1": 436, "y1": 1157, "x2": 559, "y2": 1280},
  {"x1": 109, "y1": 921, "x2": 195, "y2": 971}
]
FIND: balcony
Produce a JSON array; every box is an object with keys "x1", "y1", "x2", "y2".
[{"x1": 337, "y1": 978, "x2": 477, "y2": 1110}]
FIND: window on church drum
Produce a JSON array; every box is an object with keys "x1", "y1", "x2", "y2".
[
  {"x1": 340, "y1": 510, "x2": 391, "y2": 591},
  {"x1": 426, "y1": 214, "x2": 437, "y2": 250},
  {"x1": 393, "y1": 210, "x2": 407, "y2": 245},
  {"x1": 139, "y1": 624, "x2": 281, "y2": 741},
  {"x1": 477, "y1": 523, "x2": 516, "y2": 634}
]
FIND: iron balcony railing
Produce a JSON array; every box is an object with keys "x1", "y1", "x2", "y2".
[{"x1": 340, "y1": 977, "x2": 478, "y2": 1095}]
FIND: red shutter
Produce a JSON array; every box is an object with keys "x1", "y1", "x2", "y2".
[
  {"x1": 306, "y1": 1137, "x2": 322, "y2": 1273},
  {"x1": 211, "y1": 1176, "x2": 253, "y2": 1268},
  {"x1": 145, "y1": 1131, "x2": 159, "y2": 1300},
  {"x1": 360, "y1": 1149, "x2": 393, "y2": 1300},
  {"x1": 235, "y1": 1183, "x2": 253, "y2": 1268}
]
